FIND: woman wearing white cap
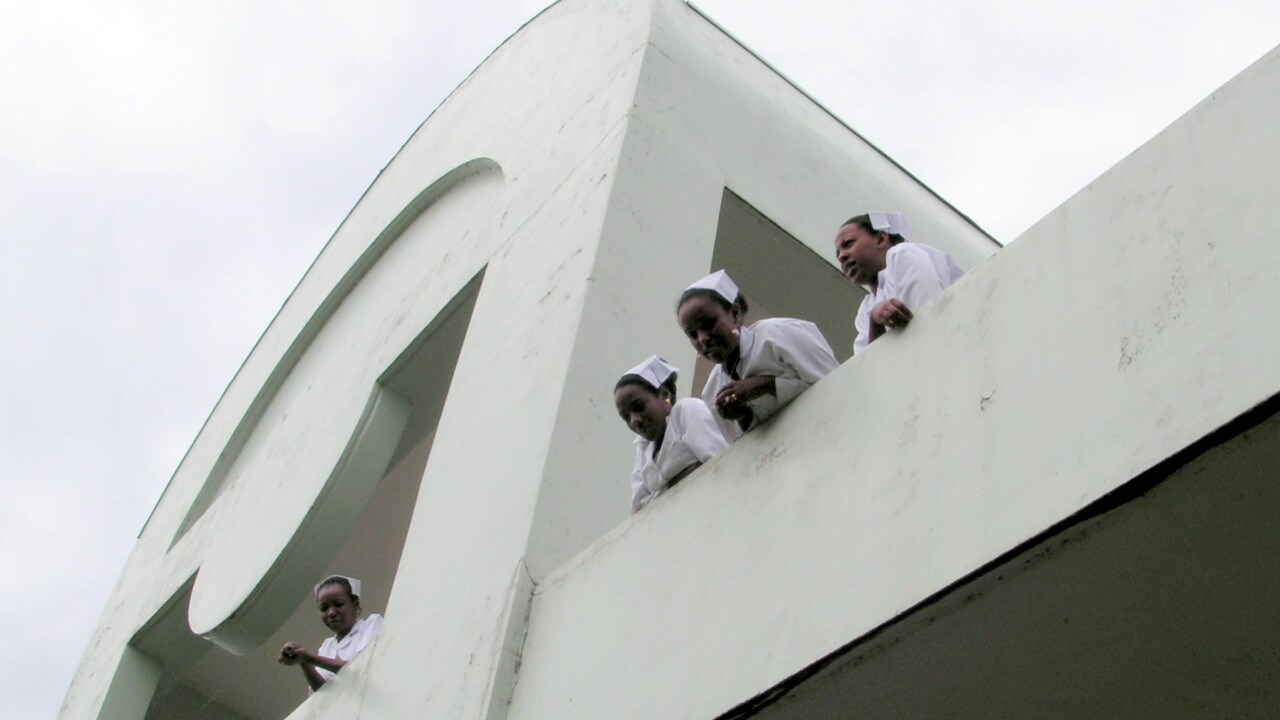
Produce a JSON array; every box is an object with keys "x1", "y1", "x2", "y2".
[
  {"x1": 834, "y1": 212, "x2": 965, "y2": 353},
  {"x1": 616, "y1": 355, "x2": 730, "y2": 512},
  {"x1": 676, "y1": 270, "x2": 838, "y2": 441},
  {"x1": 278, "y1": 575, "x2": 384, "y2": 691}
]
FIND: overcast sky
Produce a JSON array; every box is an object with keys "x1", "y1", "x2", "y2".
[{"x1": 3, "y1": 1, "x2": 1277, "y2": 718}]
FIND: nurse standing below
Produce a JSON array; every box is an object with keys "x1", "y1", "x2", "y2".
[
  {"x1": 278, "y1": 575, "x2": 384, "y2": 691},
  {"x1": 676, "y1": 270, "x2": 838, "y2": 441},
  {"x1": 616, "y1": 355, "x2": 729, "y2": 513},
  {"x1": 834, "y1": 212, "x2": 965, "y2": 353}
]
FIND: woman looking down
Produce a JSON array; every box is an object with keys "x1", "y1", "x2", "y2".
[
  {"x1": 676, "y1": 270, "x2": 837, "y2": 441},
  {"x1": 278, "y1": 575, "x2": 383, "y2": 691},
  {"x1": 616, "y1": 355, "x2": 729, "y2": 512}
]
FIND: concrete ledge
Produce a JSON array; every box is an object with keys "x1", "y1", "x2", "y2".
[{"x1": 507, "y1": 42, "x2": 1280, "y2": 720}]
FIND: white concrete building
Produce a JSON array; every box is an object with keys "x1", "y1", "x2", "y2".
[{"x1": 61, "y1": 1, "x2": 1279, "y2": 718}]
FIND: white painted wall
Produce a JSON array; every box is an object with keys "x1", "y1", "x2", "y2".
[{"x1": 60, "y1": 1, "x2": 1007, "y2": 718}]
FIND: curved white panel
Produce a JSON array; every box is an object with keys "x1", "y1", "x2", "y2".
[{"x1": 187, "y1": 161, "x2": 504, "y2": 649}]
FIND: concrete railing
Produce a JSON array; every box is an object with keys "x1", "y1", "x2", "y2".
[{"x1": 505, "y1": 42, "x2": 1280, "y2": 720}]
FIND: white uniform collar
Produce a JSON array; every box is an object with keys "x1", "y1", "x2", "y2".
[
  {"x1": 633, "y1": 420, "x2": 671, "y2": 461},
  {"x1": 336, "y1": 615, "x2": 370, "y2": 643},
  {"x1": 867, "y1": 243, "x2": 909, "y2": 293}
]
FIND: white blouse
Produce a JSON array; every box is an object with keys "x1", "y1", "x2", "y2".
[
  {"x1": 854, "y1": 243, "x2": 965, "y2": 353},
  {"x1": 314, "y1": 613, "x2": 384, "y2": 682},
  {"x1": 631, "y1": 398, "x2": 729, "y2": 512},
  {"x1": 700, "y1": 318, "x2": 838, "y2": 442}
]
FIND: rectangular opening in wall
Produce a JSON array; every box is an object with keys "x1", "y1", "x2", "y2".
[
  {"x1": 692, "y1": 189, "x2": 862, "y2": 391},
  {"x1": 139, "y1": 270, "x2": 486, "y2": 720}
]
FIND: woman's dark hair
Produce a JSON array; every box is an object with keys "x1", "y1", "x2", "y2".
[
  {"x1": 843, "y1": 214, "x2": 905, "y2": 245},
  {"x1": 614, "y1": 372, "x2": 679, "y2": 396},
  {"x1": 317, "y1": 576, "x2": 359, "y2": 605},
  {"x1": 675, "y1": 287, "x2": 749, "y2": 315}
]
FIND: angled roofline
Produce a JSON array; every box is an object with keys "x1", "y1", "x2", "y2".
[{"x1": 139, "y1": 0, "x2": 997, "y2": 538}]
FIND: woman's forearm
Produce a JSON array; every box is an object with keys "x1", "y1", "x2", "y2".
[
  {"x1": 306, "y1": 652, "x2": 348, "y2": 674},
  {"x1": 301, "y1": 662, "x2": 327, "y2": 691}
]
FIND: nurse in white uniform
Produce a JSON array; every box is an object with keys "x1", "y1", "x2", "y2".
[
  {"x1": 676, "y1": 270, "x2": 838, "y2": 441},
  {"x1": 278, "y1": 575, "x2": 384, "y2": 691},
  {"x1": 615, "y1": 355, "x2": 729, "y2": 513},
  {"x1": 834, "y1": 212, "x2": 965, "y2": 353}
]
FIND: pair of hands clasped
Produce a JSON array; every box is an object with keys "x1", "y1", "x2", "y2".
[
  {"x1": 713, "y1": 376, "x2": 776, "y2": 422},
  {"x1": 280, "y1": 642, "x2": 347, "y2": 691},
  {"x1": 278, "y1": 642, "x2": 317, "y2": 667}
]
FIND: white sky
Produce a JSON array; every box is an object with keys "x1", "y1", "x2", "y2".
[{"x1": 3, "y1": 1, "x2": 1277, "y2": 717}]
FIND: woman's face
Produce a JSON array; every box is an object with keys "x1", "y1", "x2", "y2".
[
  {"x1": 677, "y1": 295, "x2": 741, "y2": 364},
  {"x1": 614, "y1": 383, "x2": 671, "y2": 442},
  {"x1": 834, "y1": 223, "x2": 889, "y2": 286},
  {"x1": 317, "y1": 584, "x2": 359, "y2": 638}
]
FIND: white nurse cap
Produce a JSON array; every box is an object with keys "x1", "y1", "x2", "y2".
[
  {"x1": 684, "y1": 269, "x2": 740, "y2": 305},
  {"x1": 623, "y1": 355, "x2": 678, "y2": 390},
  {"x1": 867, "y1": 211, "x2": 910, "y2": 239},
  {"x1": 315, "y1": 575, "x2": 362, "y2": 600}
]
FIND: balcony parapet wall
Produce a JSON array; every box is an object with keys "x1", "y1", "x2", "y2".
[{"x1": 506, "y1": 44, "x2": 1280, "y2": 720}]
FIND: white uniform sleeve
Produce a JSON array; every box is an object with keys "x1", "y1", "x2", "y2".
[
  {"x1": 887, "y1": 244, "x2": 950, "y2": 312},
  {"x1": 314, "y1": 636, "x2": 339, "y2": 682},
  {"x1": 671, "y1": 399, "x2": 729, "y2": 462},
  {"x1": 759, "y1": 320, "x2": 839, "y2": 405},
  {"x1": 355, "y1": 614, "x2": 383, "y2": 652},
  {"x1": 853, "y1": 294, "x2": 874, "y2": 354},
  {"x1": 630, "y1": 445, "x2": 652, "y2": 513}
]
